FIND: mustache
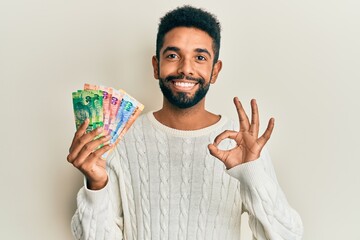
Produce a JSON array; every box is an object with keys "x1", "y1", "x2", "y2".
[{"x1": 164, "y1": 74, "x2": 205, "y2": 84}]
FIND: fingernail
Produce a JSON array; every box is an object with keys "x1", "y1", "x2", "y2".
[{"x1": 96, "y1": 127, "x2": 103, "y2": 133}]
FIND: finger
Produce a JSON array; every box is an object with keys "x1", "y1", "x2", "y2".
[
  {"x1": 76, "y1": 118, "x2": 90, "y2": 137},
  {"x1": 249, "y1": 99, "x2": 259, "y2": 136},
  {"x1": 80, "y1": 143, "x2": 113, "y2": 169},
  {"x1": 234, "y1": 97, "x2": 250, "y2": 131},
  {"x1": 69, "y1": 119, "x2": 89, "y2": 153},
  {"x1": 77, "y1": 143, "x2": 113, "y2": 176},
  {"x1": 74, "y1": 134, "x2": 111, "y2": 164},
  {"x1": 68, "y1": 126, "x2": 105, "y2": 162},
  {"x1": 92, "y1": 143, "x2": 113, "y2": 160},
  {"x1": 213, "y1": 130, "x2": 238, "y2": 145},
  {"x1": 257, "y1": 118, "x2": 275, "y2": 147},
  {"x1": 67, "y1": 132, "x2": 109, "y2": 164},
  {"x1": 208, "y1": 143, "x2": 228, "y2": 161}
]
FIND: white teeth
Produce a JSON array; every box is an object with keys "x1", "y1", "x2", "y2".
[{"x1": 174, "y1": 82, "x2": 195, "y2": 87}]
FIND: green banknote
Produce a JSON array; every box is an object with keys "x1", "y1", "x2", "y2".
[{"x1": 72, "y1": 90, "x2": 104, "y2": 132}]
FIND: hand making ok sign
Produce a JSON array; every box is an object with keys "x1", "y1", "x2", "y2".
[{"x1": 208, "y1": 97, "x2": 275, "y2": 169}]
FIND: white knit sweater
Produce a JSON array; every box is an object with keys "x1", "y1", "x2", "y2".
[{"x1": 71, "y1": 112, "x2": 303, "y2": 240}]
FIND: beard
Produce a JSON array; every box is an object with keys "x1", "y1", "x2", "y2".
[{"x1": 158, "y1": 74, "x2": 211, "y2": 109}]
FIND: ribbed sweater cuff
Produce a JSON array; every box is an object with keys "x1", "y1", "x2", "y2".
[
  {"x1": 227, "y1": 157, "x2": 269, "y2": 187},
  {"x1": 83, "y1": 177, "x2": 109, "y2": 209}
]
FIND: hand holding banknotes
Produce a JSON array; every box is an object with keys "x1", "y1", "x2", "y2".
[
  {"x1": 68, "y1": 84, "x2": 144, "y2": 190},
  {"x1": 67, "y1": 119, "x2": 112, "y2": 190},
  {"x1": 208, "y1": 97, "x2": 275, "y2": 169}
]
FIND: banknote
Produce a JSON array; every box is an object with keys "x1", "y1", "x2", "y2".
[
  {"x1": 115, "y1": 104, "x2": 145, "y2": 144},
  {"x1": 108, "y1": 89, "x2": 125, "y2": 136},
  {"x1": 72, "y1": 91, "x2": 90, "y2": 130},
  {"x1": 84, "y1": 90, "x2": 104, "y2": 129},
  {"x1": 72, "y1": 90, "x2": 104, "y2": 132},
  {"x1": 84, "y1": 84, "x2": 113, "y2": 132},
  {"x1": 110, "y1": 93, "x2": 137, "y2": 143}
]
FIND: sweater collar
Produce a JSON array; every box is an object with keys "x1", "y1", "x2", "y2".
[{"x1": 146, "y1": 111, "x2": 228, "y2": 138}]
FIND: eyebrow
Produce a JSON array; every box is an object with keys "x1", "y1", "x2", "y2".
[
  {"x1": 162, "y1": 46, "x2": 180, "y2": 55},
  {"x1": 194, "y1": 48, "x2": 212, "y2": 58},
  {"x1": 162, "y1": 46, "x2": 212, "y2": 58}
]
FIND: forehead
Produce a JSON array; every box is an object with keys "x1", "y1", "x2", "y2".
[{"x1": 162, "y1": 27, "x2": 214, "y2": 54}]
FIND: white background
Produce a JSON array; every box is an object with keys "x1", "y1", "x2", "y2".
[{"x1": 1, "y1": 0, "x2": 359, "y2": 239}]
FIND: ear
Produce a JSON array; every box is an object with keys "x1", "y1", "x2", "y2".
[
  {"x1": 152, "y1": 56, "x2": 159, "y2": 80},
  {"x1": 210, "y1": 60, "x2": 222, "y2": 84}
]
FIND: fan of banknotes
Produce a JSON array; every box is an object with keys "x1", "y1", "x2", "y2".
[{"x1": 72, "y1": 83, "x2": 144, "y2": 147}]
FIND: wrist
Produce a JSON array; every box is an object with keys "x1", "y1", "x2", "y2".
[{"x1": 86, "y1": 176, "x2": 108, "y2": 190}]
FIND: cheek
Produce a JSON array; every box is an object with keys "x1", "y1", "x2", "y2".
[
  {"x1": 198, "y1": 66, "x2": 213, "y2": 79},
  {"x1": 159, "y1": 62, "x2": 177, "y2": 76}
]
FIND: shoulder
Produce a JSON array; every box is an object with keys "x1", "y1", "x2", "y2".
[{"x1": 219, "y1": 115, "x2": 238, "y2": 131}]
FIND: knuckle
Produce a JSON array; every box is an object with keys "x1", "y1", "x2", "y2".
[
  {"x1": 83, "y1": 143, "x2": 93, "y2": 152},
  {"x1": 78, "y1": 137, "x2": 87, "y2": 145},
  {"x1": 91, "y1": 129, "x2": 100, "y2": 136},
  {"x1": 220, "y1": 130, "x2": 230, "y2": 136},
  {"x1": 102, "y1": 136, "x2": 110, "y2": 143},
  {"x1": 72, "y1": 160, "x2": 81, "y2": 169},
  {"x1": 66, "y1": 154, "x2": 73, "y2": 162},
  {"x1": 79, "y1": 163, "x2": 89, "y2": 173},
  {"x1": 74, "y1": 128, "x2": 85, "y2": 138},
  {"x1": 92, "y1": 151, "x2": 101, "y2": 158},
  {"x1": 74, "y1": 131, "x2": 80, "y2": 138},
  {"x1": 74, "y1": 132, "x2": 82, "y2": 140},
  {"x1": 97, "y1": 146, "x2": 108, "y2": 156}
]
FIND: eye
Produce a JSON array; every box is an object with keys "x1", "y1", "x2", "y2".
[
  {"x1": 166, "y1": 53, "x2": 178, "y2": 59},
  {"x1": 196, "y1": 55, "x2": 206, "y2": 61}
]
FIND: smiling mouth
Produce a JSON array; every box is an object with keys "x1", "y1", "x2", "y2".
[{"x1": 172, "y1": 80, "x2": 198, "y2": 91}]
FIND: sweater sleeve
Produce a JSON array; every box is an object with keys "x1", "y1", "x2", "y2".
[
  {"x1": 70, "y1": 150, "x2": 124, "y2": 240},
  {"x1": 226, "y1": 148, "x2": 303, "y2": 240}
]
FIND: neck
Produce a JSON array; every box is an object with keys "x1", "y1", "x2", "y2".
[{"x1": 153, "y1": 98, "x2": 220, "y2": 130}]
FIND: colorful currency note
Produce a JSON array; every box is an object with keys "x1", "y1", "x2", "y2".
[
  {"x1": 72, "y1": 90, "x2": 104, "y2": 132},
  {"x1": 116, "y1": 103, "x2": 144, "y2": 144},
  {"x1": 84, "y1": 84, "x2": 113, "y2": 132},
  {"x1": 108, "y1": 89, "x2": 124, "y2": 136},
  {"x1": 111, "y1": 93, "x2": 137, "y2": 143}
]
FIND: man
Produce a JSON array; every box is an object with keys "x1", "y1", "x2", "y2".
[{"x1": 67, "y1": 5, "x2": 303, "y2": 240}]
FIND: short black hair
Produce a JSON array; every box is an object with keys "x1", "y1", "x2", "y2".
[{"x1": 156, "y1": 5, "x2": 221, "y2": 63}]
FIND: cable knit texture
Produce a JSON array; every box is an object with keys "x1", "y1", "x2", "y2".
[{"x1": 71, "y1": 112, "x2": 303, "y2": 240}]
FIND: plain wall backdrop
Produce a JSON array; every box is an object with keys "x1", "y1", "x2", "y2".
[{"x1": 1, "y1": 0, "x2": 359, "y2": 239}]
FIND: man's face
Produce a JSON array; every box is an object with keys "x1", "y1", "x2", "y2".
[{"x1": 152, "y1": 27, "x2": 222, "y2": 109}]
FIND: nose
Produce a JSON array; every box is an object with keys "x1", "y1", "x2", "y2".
[{"x1": 177, "y1": 58, "x2": 194, "y2": 76}]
